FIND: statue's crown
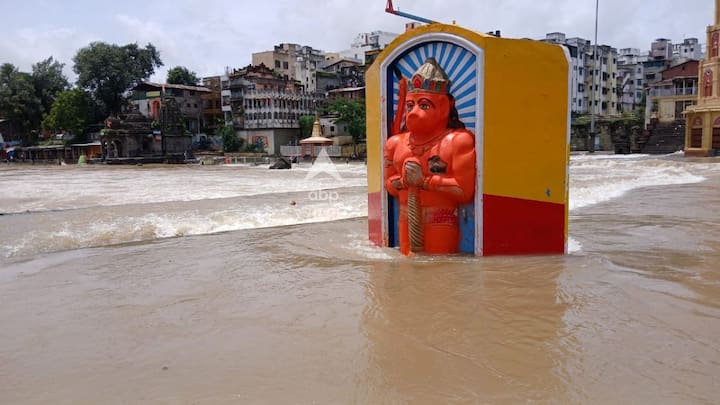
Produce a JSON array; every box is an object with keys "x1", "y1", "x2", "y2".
[{"x1": 408, "y1": 57, "x2": 451, "y2": 94}]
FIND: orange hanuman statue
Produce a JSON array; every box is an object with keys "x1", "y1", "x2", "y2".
[{"x1": 384, "y1": 58, "x2": 476, "y2": 255}]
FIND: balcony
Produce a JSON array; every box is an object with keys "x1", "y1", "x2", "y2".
[{"x1": 649, "y1": 88, "x2": 698, "y2": 97}]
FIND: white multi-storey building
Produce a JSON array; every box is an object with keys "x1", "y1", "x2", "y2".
[
  {"x1": 617, "y1": 48, "x2": 647, "y2": 113},
  {"x1": 590, "y1": 44, "x2": 619, "y2": 116},
  {"x1": 339, "y1": 31, "x2": 399, "y2": 63},
  {"x1": 542, "y1": 33, "x2": 618, "y2": 116},
  {"x1": 672, "y1": 38, "x2": 703, "y2": 60},
  {"x1": 542, "y1": 33, "x2": 586, "y2": 114}
]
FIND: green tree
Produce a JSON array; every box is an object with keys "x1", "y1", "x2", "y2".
[
  {"x1": 73, "y1": 42, "x2": 163, "y2": 116},
  {"x1": 42, "y1": 89, "x2": 91, "y2": 140},
  {"x1": 326, "y1": 99, "x2": 365, "y2": 141},
  {"x1": 299, "y1": 114, "x2": 315, "y2": 138},
  {"x1": 166, "y1": 66, "x2": 200, "y2": 86},
  {"x1": 0, "y1": 63, "x2": 42, "y2": 142},
  {"x1": 217, "y1": 124, "x2": 240, "y2": 152},
  {"x1": 31, "y1": 57, "x2": 70, "y2": 117}
]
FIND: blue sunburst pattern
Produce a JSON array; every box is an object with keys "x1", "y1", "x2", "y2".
[{"x1": 388, "y1": 41, "x2": 478, "y2": 132}]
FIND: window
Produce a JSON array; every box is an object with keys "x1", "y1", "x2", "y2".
[
  {"x1": 275, "y1": 60, "x2": 281, "y2": 68},
  {"x1": 283, "y1": 61, "x2": 289, "y2": 69},
  {"x1": 636, "y1": 79, "x2": 642, "y2": 86}
]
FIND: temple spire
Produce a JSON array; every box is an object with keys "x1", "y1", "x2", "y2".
[{"x1": 310, "y1": 112, "x2": 323, "y2": 138}]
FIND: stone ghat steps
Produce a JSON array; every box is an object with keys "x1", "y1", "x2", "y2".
[{"x1": 641, "y1": 121, "x2": 685, "y2": 154}]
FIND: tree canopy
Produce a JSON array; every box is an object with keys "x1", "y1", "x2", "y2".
[
  {"x1": 325, "y1": 99, "x2": 365, "y2": 141},
  {"x1": 299, "y1": 114, "x2": 315, "y2": 138},
  {"x1": 73, "y1": 42, "x2": 163, "y2": 116},
  {"x1": 218, "y1": 123, "x2": 240, "y2": 152},
  {"x1": 0, "y1": 63, "x2": 42, "y2": 136},
  {"x1": 31, "y1": 57, "x2": 69, "y2": 117},
  {"x1": 167, "y1": 66, "x2": 200, "y2": 86},
  {"x1": 42, "y1": 89, "x2": 91, "y2": 138}
]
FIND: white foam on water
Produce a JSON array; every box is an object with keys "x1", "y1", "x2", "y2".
[
  {"x1": 2, "y1": 155, "x2": 718, "y2": 259},
  {"x1": 0, "y1": 191, "x2": 369, "y2": 259},
  {"x1": 567, "y1": 237, "x2": 582, "y2": 254},
  {"x1": 343, "y1": 232, "x2": 399, "y2": 261},
  {"x1": 0, "y1": 164, "x2": 367, "y2": 213},
  {"x1": 568, "y1": 155, "x2": 710, "y2": 211}
]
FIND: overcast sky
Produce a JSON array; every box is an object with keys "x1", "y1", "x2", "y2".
[{"x1": 0, "y1": 0, "x2": 712, "y2": 83}]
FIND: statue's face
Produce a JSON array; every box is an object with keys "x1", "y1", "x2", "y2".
[{"x1": 405, "y1": 92, "x2": 450, "y2": 138}]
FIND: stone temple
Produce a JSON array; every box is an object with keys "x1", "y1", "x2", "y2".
[{"x1": 101, "y1": 98, "x2": 191, "y2": 163}]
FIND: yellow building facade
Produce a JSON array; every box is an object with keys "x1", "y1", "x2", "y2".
[
  {"x1": 366, "y1": 24, "x2": 571, "y2": 255},
  {"x1": 684, "y1": 0, "x2": 720, "y2": 156}
]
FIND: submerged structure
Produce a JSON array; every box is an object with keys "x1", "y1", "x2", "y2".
[{"x1": 366, "y1": 23, "x2": 571, "y2": 256}]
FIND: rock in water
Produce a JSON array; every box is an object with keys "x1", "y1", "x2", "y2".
[{"x1": 269, "y1": 157, "x2": 291, "y2": 169}]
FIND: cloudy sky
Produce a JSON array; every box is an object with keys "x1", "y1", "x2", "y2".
[{"x1": 0, "y1": 0, "x2": 712, "y2": 83}]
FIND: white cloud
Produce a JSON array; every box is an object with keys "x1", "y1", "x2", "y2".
[
  {"x1": 0, "y1": 0, "x2": 713, "y2": 84},
  {"x1": 0, "y1": 26, "x2": 95, "y2": 82}
]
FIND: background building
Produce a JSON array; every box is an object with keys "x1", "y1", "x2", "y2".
[
  {"x1": 617, "y1": 48, "x2": 647, "y2": 113},
  {"x1": 200, "y1": 76, "x2": 223, "y2": 137},
  {"x1": 683, "y1": 1, "x2": 720, "y2": 156},
  {"x1": 252, "y1": 43, "x2": 326, "y2": 92},
  {"x1": 339, "y1": 31, "x2": 399, "y2": 63},
  {"x1": 647, "y1": 60, "x2": 699, "y2": 122},
  {"x1": 673, "y1": 38, "x2": 703, "y2": 60},
  {"x1": 542, "y1": 33, "x2": 618, "y2": 116},
  {"x1": 319, "y1": 58, "x2": 364, "y2": 91},
  {"x1": 224, "y1": 63, "x2": 325, "y2": 155},
  {"x1": 651, "y1": 38, "x2": 673, "y2": 60},
  {"x1": 131, "y1": 82, "x2": 210, "y2": 135}
]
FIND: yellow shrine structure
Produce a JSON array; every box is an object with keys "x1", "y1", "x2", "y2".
[
  {"x1": 684, "y1": 0, "x2": 720, "y2": 156},
  {"x1": 365, "y1": 23, "x2": 570, "y2": 255}
]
